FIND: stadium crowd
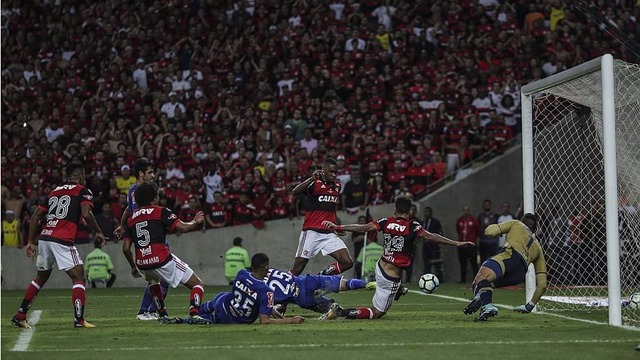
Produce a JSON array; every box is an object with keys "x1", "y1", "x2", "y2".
[{"x1": 2, "y1": 0, "x2": 639, "y2": 241}]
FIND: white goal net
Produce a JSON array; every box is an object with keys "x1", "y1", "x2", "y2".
[{"x1": 523, "y1": 57, "x2": 640, "y2": 326}]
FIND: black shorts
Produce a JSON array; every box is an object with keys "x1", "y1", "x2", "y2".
[{"x1": 482, "y1": 249, "x2": 527, "y2": 288}]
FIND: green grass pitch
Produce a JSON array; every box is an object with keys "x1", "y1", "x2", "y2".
[{"x1": 2, "y1": 284, "x2": 639, "y2": 360}]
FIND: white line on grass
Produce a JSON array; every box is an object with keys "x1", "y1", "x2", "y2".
[
  {"x1": 11, "y1": 310, "x2": 42, "y2": 352},
  {"x1": 409, "y1": 290, "x2": 640, "y2": 332},
  {"x1": 24, "y1": 339, "x2": 640, "y2": 352}
]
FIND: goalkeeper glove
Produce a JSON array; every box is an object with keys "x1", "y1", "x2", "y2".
[{"x1": 513, "y1": 302, "x2": 535, "y2": 313}]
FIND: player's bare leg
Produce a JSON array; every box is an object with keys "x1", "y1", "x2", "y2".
[
  {"x1": 290, "y1": 257, "x2": 309, "y2": 276},
  {"x1": 67, "y1": 265, "x2": 95, "y2": 328},
  {"x1": 12, "y1": 270, "x2": 52, "y2": 329},
  {"x1": 320, "y1": 249, "x2": 353, "y2": 275}
]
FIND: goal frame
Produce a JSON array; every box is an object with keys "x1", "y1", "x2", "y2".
[{"x1": 520, "y1": 54, "x2": 622, "y2": 326}]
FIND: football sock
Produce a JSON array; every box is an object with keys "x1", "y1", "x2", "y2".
[
  {"x1": 72, "y1": 281, "x2": 86, "y2": 322},
  {"x1": 345, "y1": 308, "x2": 374, "y2": 319},
  {"x1": 345, "y1": 279, "x2": 366, "y2": 290},
  {"x1": 138, "y1": 284, "x2": 153, "y2": 314},
  {"x1": 141, "y1": 282, "x2": 170, "y2": 313},
  {"x1": 200, "y1": 299, "x2": 214, "y2": 315},
  {"x1": 189, "y1": 285, "x2": 204, "y2": 315},
  {"x1": 320, "y1": 262, "x2": 341, "y2": 275},
  {"x1": 475, "y1": 279, "x2": 494, "y2": 305},
  {"x1": 148, "y1": 283, "x2": 167, "y2": 316},
  {"x1": 17, "y1": 279, "x2": 45, "y2": 319}
]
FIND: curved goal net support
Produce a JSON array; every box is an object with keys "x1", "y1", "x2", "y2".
[{"x1": 521, "y1": 54, "x2": 640, "y2": 326}]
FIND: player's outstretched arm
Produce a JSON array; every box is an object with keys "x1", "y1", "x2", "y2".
[
  {"x1": 514, "y1": 273, "x2": 547, "y2": 313},
  {"x1": 175, "y1": 211, "x2": 206, "y2": 232},
  {"x1": 259, "y1": 313, "x2": 305, "y2": 324},
  {"x1": 485, "y1": 220, "x2": 517, "y2": 237},
  {"x1": 291, "y1": 170, "x2": 323, "y2": 195},
  {"x1": 322, "y1": 220, "x2": 377, "y2": 234},
  {"x1": 422, "y1": 231, "x2": 475, "y2": 248}
]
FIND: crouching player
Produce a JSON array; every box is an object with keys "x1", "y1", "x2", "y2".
[
  {"x1": 265, "y1": 267, "x2": 376, "y2": 314},
  {"x1": 320, "y1": 195, "x2": 475, "y2": 320},
  {"x1": 122, "y1": 182, "x2": 207, "y2": 322},
  {"x1": 463, "y1": 213, "x2": 548, "y2": 321}
]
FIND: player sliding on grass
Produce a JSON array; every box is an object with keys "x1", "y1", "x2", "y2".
[
  {"x1": 463, "y1": 213, "x2": 548, "y2": 321},
  {"x1": 319, "y1": 195, "x2": 475, "y2": 320},
  {"x1": 162, "y1": 253, "x2": 305, "y2": 325},
  {"x1": 122, "y1": 182, "x2": 207, "y2": 323},
  {"x1": 264, "y1": 267, "x2": 376, "y2": 314}
]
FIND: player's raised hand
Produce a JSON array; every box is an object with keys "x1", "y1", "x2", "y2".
[
  {"x1": 25, "y1": 243, "x2": 37, "y2": 259},
  {"x1": 312, "y1": 169, "x2": 323, "y2": 180}
]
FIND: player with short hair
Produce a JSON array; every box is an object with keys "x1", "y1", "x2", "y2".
[
  {"x1": 264, "y1": 267, "x2": 376, "y2": 314},
  {"x1": 12, "y1": 162, "x2": 107, "y2": 329},
  {"x1": 320, "y1": 195, "x2": 475, "y2": 320},
  {"x1": 290, "y1": 158, "x2": 353, "y2": 276},
  {"x1": 463, "y1": 213, "x2": 548, "y2": 321},
  {"x1": 172, "y1": 253, "x2": 305, "y2": 325},
  {"x1": 114, "y1": 157, "x2": 169, "y2": 320},
  {"x1": 121, "y1": 182, "x2": 207, "y2": 322}
]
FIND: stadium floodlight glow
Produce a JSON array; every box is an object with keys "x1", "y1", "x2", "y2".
[{"x1": 521, "y1": 54, "x2": 640, "y2": 327}]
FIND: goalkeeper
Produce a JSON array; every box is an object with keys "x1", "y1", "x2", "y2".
[{"x1": 463, "y1": 213, "x2": 547, "y2": 321}]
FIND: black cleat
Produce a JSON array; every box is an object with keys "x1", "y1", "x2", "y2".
[
  {"x1": 463, "y1": 293, "x2": 482, "y2": 315},
  {"x1": 394, "y1": 286, "x2": 409, "y2": 301}
]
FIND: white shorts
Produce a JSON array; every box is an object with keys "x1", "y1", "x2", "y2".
[
  {"x1": 372, "y1": 261, "x2": 402, "y2": 313},
  {"x1": 140, "y1": 254, "x2": 194, "y2": 288},
  {"x1": 36, "y1": 240, "x2": 83, "y2": 272},
  {"x1": 295, "y1": 230, "x2": 347, "y2": 259}
]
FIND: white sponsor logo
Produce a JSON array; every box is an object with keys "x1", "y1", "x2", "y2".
[
  {"x1": 132, "y1": 208, "x2": 155, "y2": 219},
  {"x1": 318, "y1": 195, "x2": 338, "y2": 203},
  {"x1": 386, "y1": 223, "x2": 406, "y2": 232},
  {"x1": 140, "y1": 246, "x2": 152, "y2": 257}
]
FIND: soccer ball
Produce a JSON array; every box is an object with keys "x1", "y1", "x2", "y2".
[
  {"x1": 629, "y1": 292, "x2": 640, "y2": 310},
  {"x1": 418, "y1": 273, "x2": 440, "y2": 294}
]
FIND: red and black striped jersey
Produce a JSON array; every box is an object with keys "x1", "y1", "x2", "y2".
[
  {"x1": 374, "y1": 216, "x2": 426, "y2": 268},
  {"x1": 38, "y1": 183, "x2": 94, "y2": 245},
  {"x1": 124, "y1": 205, "x2": 179, "y2": 269},
  {"x1": 302, "y1": 179, "x2": 341, "y2": 233}
]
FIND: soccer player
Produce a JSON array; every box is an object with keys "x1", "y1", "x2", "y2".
[
  {"x1": 193, "y1": 253, "x2": 305, "y2": 325},
  {"x1": 121, "y1": 182, "x2": 206, "y2": 322},
  {"x1": 463, "y1": 213, "x2": 547, "y2": 321},
  {"x1": 113, "y1": 157, "x2": 169, "y2": 320},
  {"x1": 319, "y1": 195, "x2": 475, "y2": 320},
  {"x1": 264, "y1": 267, "x2": 376, "y2": 314},
  {"x1": 290, "y1": 158, "x2": 353, "y2": 276},
  {"x1": 12, "y1": 162, "x2": 107, "y2": 328}
]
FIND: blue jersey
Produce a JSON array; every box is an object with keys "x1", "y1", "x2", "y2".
[
  {"x1": 127, "y1": 183, "x2": 139, "y2": 212},
  {"x1": 211, "y1": 269, "x2": 274, "y2": 324},
  {"x1": 265, "y1": 268, "x2": 341, "y2": 312}
]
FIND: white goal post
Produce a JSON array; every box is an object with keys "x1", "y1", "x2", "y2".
[{"x1": 521, "y1": 54, "x2": 640, "y2": 326}]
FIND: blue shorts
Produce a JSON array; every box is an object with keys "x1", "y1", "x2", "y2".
[
  {"x1": 482, "y1": 249, "x2": 527, "y2": 288},
  {"x1": 295, "y1": 274, "x2": 341, "y2": 309}
]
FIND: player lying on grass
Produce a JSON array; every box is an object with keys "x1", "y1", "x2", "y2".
[
  {"x1": 122, "y1": 182, "x2": 207, "y2": 323},
  {"x1": 264, "y1": 267, "x2": 376, "y2": 314},
  {"x1": 161, "y1": 253, "x2": 305, "y2": 325},
  {"x1": 319, "y1": 195, "x2": 475, "y2": 320},
  {"x1": 463, "y1": 213, "x2": 548, "y2": 321}
]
